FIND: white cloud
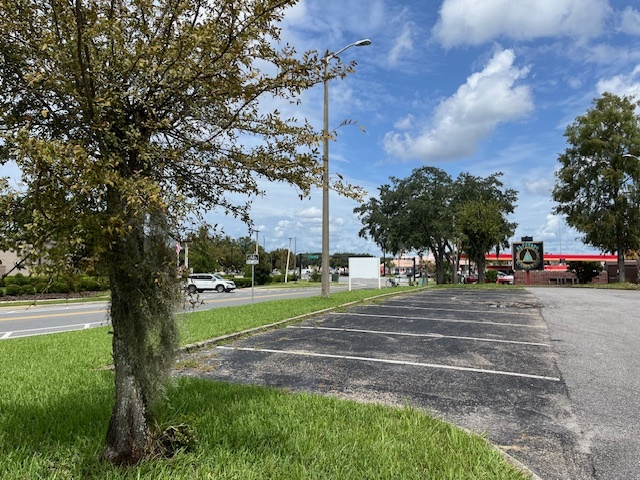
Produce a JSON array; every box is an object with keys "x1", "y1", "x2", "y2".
[
  {"x1": 388, "y1": 23, "x2": 414, "y2": 65},
  {"x1": 383, "y1": 49, "x2": 534, "y2": 161},
  {"x1": 597, "y1": 65, "x2": 640, "y2": 98},
  {"x1": 394, "y1": 114, "x2": 414, "y2": 130},
  {"x1": 433, "y1": 0, "x2": 611, "y2": 48},
  {"x1": 619, "y1": 6, "x2": 640, "y2": 35}
]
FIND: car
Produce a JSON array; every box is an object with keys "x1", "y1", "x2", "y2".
[
  {"x1": 496, "y1": 271, "x2": 515, "y2": 285},
  {"x1": 186, "y1": 273, "x2": 236, "y2": 293},
  {"x1": 464, "y1": 274, "x2": 478, "y2": 284}
]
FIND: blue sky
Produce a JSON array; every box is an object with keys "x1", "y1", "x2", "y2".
[
  {"x1": 4, "y1": 0, "x2": 640, "y2": 258},
  {"x1": 211, "y1": 0, "x2": 640, "y2": 257}
]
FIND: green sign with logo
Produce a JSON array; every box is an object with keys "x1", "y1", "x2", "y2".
[{"x1": 512, "y1": 241, "x2": 544, "y2": 271}]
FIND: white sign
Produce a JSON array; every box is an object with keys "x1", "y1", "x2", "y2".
[
  {"x1": 348, "y1": 257, "x2": 381, "y2": 290},
  {"x1": 246, "y1": 254, "x2": 259, "y2": 265}
]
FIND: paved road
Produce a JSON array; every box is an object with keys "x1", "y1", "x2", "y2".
[
  {"x1": 0, "y1": 283, "x2": 360, "y2": 339},
  {"x1": 528, "y1": 287, "x2": 640, "y2": 480}
]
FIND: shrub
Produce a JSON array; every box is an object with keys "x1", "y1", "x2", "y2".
[
  {"x1": 5, "y1": 284, "x2": 22, "y2": 296},
  {"x1": 310, "y1": 269, "x2": 321, "y2": 282},
  {"x1": 567, "y1": 261, "x2": 603, "y2": 284},
  {"x1": 50, "y1": 281, "x2": 71, "y2": 294},
  {"x1": 78, "y1": 276, "x2": 102, "y2": 291},
  {"x1": 485, "y1": 270, "x2": 498, "y2": 283},
  {"x1": 20, "y1": 284, "x2": 36, "y2": 295},
  {"x1": 34, "y1": 282, "x2": 50, "y2": 293},
  {"x1": 233, "y1": 278, "x2": 252, "y2": 288},
  {"x1": 12, "y1": 273, "x2": 28, "y2": 286}
]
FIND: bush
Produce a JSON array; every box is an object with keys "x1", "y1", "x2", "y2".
[
  {"x1": 20, "y1": 284, "x2": 36, "y2": 295},
  {"x1": 567, "y1": 261, "x2": 603, "y2": 284},
  {"x1": 233, "y1": 278, "x2": 252, "y2": 288},
  {"x1": 78, "y1": 276, "x2": 102, "y2": 291},
  {"x1": 485, "y1": 270, "x2": 498, "y2": 283},
  {"x1": 5, "y1": 284, "x2": 22, "y2": 296},
  {"x1": 34, "y1": 282, "x2": 50, "y2": 293},
  {"x1": 50, "y1": 281, "x2": 71, "y2": 294},
  {"x1": 310, "y1": 269, "x2": 321, "y2": 282}
]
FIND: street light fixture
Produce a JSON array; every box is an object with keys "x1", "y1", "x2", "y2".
[{"x1": 321, "y1": 38, "x2": 371, "y2": 298}]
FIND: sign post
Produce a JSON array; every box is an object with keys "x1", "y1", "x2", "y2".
[
  {"x1": 512, "y1": 239, "x2": 544, "y2": 285},
  {"x1": 246, "y1": 254, "x2": 259, "y2": 301}
]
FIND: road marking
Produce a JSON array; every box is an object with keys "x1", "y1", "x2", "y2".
[
  {"x1": 288, "y1": 325, "x2": 550, "y2": 347},
  {"x1": 375, "y1": 304, "x2": 539, "y2": 316},
  {"x1": 0, "y1": 321, "x2": 107, "y2": 339},
  {"x1": 0, "y1": 309, "x2": 105, "y2": 323},
  {"x1": 341, "y1": 312, "x2": 545, "y2": 328},
  {"x1": 216, "y1": 346, "x2": 560, "y2": 382}
]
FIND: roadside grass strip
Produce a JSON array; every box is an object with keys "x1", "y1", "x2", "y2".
[{"x1": 0, "y1": 288, "x2": 531, "y2": 479}]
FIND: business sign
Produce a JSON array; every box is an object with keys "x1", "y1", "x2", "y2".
[
  {"x1": 512, "y1": 241, "x2": 544, "y2": 271},
  {"x1": 246, "y1": 254, "x2": 259, "y2": 265}
]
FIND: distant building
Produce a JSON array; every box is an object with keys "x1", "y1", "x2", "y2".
[{"x1": 0, "y1": 250, "x2": 29, "y2": 277}]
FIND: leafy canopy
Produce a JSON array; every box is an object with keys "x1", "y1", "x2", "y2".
[{"x1": 553, "y1": 92, "x2": 640, "y2": 281}]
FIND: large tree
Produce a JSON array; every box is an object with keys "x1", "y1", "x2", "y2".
[
  {"x1": 0, "y1": 0, "x2": 355, "y2": 464},
  {"x1": 452, "y1": 172, "x2": 517, "y2": 283},
  {"x1": 553, "y1": 92, "x2": 640, "y2": 282}
]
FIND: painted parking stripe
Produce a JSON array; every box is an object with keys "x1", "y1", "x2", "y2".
[
  {"x1": 288, "y1": 325, "x2": 550, "y2": 347},
  {"x1": 374, "y1": 304, "x2": 540, "y2": 316},
  {"x1": 216, "y1": 346, "x2": 560, "y2": 382},
  {"x1": 341, "y1": 312, "x2": 545, "y2": 328}
]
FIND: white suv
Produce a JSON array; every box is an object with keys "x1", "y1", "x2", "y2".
[{"x1": 186, "y1": 274, "x2": 236, "y2": 294}]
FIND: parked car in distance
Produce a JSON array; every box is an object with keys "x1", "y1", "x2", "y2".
[
  {"x1": 186, "y1": 273, "x2": 236, "y2": 293},
  {"x1": 496, "y1": 271, "x2": 515, "y2": 285},
  {"x1": 464, "y1": 274, "x2": 478, "y2": 284}
]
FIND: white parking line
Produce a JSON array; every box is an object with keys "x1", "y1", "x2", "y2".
[
  {"x1": 216, "y1": 346, "x2": 560, "y2": 382},
  {"x1": 288, "y1": 325, "x2": 550, "y2": 347},
  {"x1": 342, "y1": 312, "x2": 545, "y2": 328},
  {"x1": 375, "y1": 304, "x2": 540, "y2": 316}
]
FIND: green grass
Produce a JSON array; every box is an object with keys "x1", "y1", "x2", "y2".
[{"x1": 0, "y1": 286, "x2": 530, "y2": 479}]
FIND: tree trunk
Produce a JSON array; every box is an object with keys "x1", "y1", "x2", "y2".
[
  {"x1": 101, "y1": 222, "x2": 153, "y2": 465},
  {"x1": 617, "y1": 235, "x2": 626, "y2": 282},
  {"x1": 101, "y1": 333, "x2": 151, "y2": 465},
  {"x1": 477, "y1": 255, "x2": 486, "y2": 284}
]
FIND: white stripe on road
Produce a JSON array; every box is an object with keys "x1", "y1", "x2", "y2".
[
  {"x1": 375, "y1": 304, "x2": 540, "y2": 316},
  {"x1": 0, "y1": 321, "x2": 107, "y2": 339},
  {"x1": 342, "y1": 312, "x2": 545, "y2": 328},
  {"x1": 216, "y1": 346, "x2": 560, "y2": 382},
  {"x1": 288, "y1": 325, "x2": 550, "y2": 347}
]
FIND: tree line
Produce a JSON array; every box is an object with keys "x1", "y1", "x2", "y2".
[{"x1": 355, "y1": 167, "x2": 518, "y2": 285}]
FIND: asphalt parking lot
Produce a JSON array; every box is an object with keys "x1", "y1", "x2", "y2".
[{"x1": 179, "y1": 288, "x2": 606, "y2": 479}]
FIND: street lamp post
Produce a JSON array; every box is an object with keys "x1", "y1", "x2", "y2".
[{"x1": 321, "y1": 38, "x2": 371, "y2": 298}]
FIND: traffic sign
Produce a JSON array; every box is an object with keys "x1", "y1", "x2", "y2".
[
  {"x1": 246, "y1": 254, "x2": 259, "y2": 265},
  {"x1": 307, "y1": 254, "x2": 319, "y2": 259}
]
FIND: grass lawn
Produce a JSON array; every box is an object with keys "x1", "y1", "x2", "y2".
[{"x1": 0, "y1": 286, "x2": 530, "y2": 479}]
